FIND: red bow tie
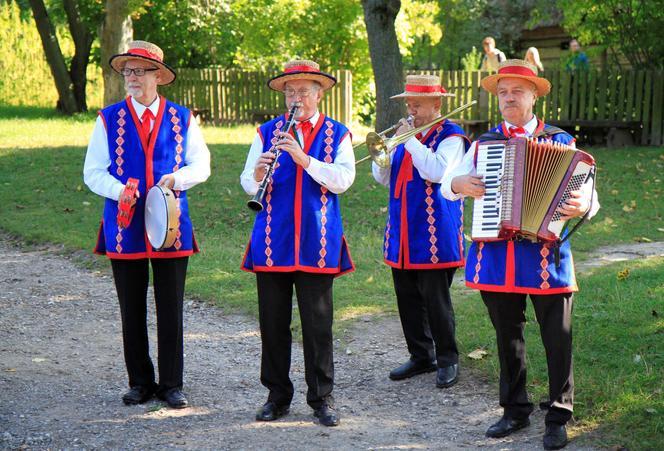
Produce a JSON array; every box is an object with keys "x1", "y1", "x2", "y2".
[
  {"x1": 297, "y1": 120, "x2": 313, "y2": 141},
  {"x1": 141, "y1": 108, "x2": 154, "y2": 140},
  {"x1": 508, "y1": 126, "x2": 527, "y2": 137}
]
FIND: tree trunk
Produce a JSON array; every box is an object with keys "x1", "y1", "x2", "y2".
[
  {"x1": 362, "y1": 0, "x2": 406, "y2": 131},
  {"x1": 100, "y1": 0, "x2": 132, "y2": 106},
  {"x1": 28, "y1": 0, "x2": 79, "y2": 114},
  {"x1": 63, "y1": 0, "x2": 93, "y2": 111}
]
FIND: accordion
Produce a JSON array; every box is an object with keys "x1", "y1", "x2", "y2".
[{"x1": 471, "y1": 137, "x2": 595, "y2": 243}]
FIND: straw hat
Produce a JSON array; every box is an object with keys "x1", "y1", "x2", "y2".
[
  {"x1": 481, "y1": 59, "x2": 551, "y2": 96},
  {"x1": 391, "y1": 74, "x2": 455, "y2": 99},
  {"x1": 109, "y1": 40, "x2": 176, "y2": 86},
  {"x1": 268, "y1": 60, "x2": 337, "y2": 92}
]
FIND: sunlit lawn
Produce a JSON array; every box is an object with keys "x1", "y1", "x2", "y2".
[{"x1": 0, "y1": 105, "x2": 662, "y2": 449}]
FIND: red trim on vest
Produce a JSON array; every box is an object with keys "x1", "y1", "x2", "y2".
[
  {"x1": 98, "y1": 111, "x2": 107, "y2": 131},
  {"x1": 127, "y1": 47, "x2": 163, "y2": 62},
  {"x1": 405, "y1": 84, "x2": 446, "y2": 93},
  {"x1": 465, "y1": 281, "x2": 578, "y2": 294},
  {"x1": 498, "y1": 65, "x2": 536, "y2": 77},
  {"x1": 505, "y1": 240, "x2": 516, "y2": 290},
  {"x1": 285, "y1": 65, "x2": 320, "y2": 73}
]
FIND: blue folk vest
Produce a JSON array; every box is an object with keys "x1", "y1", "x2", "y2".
[
  {"x1": 94, "y1": 96, "x2": 197, "y2": 259},
  {"x1": 384, "y1": 120, "x2": 470, "y2": 269},
  {"x1": 465, "y1": 119, "x2": 578, "y2": 294},
  {"x1": 242, "y1": 114, "x2": 354, "y2": 275}
]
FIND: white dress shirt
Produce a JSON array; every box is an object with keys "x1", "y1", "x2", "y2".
[
  {"x1": 440, "y1": 116, "x2": 599, "y2": 219},
  {"x1": 371, "y1": 122, "x2": 466, "y2": 186},
  {"x1": 83, "y1": 96, "x2": 211, "y2": 201},
  {"x1": 240, "y1": 111, "x2": 356, "y2": 195}
]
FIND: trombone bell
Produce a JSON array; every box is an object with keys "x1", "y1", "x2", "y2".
[{"x1": 366, "y1": 132, "x2": 391, "y2": 168}]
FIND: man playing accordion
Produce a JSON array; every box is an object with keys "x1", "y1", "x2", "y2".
[{"x1": 442, "y1": 60, "x2": 599, "y2": 450}]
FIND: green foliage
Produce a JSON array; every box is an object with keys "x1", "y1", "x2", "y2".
[
  {"x1": 228, "y1": 0, "x2": 371, "y2": 113},
  {"x1": 460, "y1": 46, "x2": 482, "y2": 71},
  {"x1": 0, "y1": 1, "x2": 103, "y2": 109},
  {"x1": 133, "y1": 0, "x2": 238, "y2": 68},
  {"x1": 559, "y1": 0, "x2": 664, "y2": 69}
]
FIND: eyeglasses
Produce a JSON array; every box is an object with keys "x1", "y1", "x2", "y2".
[
  {"x1": 283, "y1": 89, "x2": 315, "y2": 98},
  {"x1": 120, "y1": 67, "x2": 159, "y2": 77}
]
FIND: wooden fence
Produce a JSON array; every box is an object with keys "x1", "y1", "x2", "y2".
[
  {"x1": 160, "y1": 68, "x2": 352, "y2": 126},
  {"x1": 412, "y1": 69, "x2": 664, "y2": 146}
]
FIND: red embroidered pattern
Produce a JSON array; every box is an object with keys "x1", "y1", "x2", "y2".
[
  {"x1": 170, "y1": 107, "x2": 184, "y2": 172},
  {"x1": 263, "y1": 120, "x2": 283, "y2": 266},
  {"x1": 318, "y1": 121, "x2": 335, "y2": 267},
  {"x1": 425, "y1": 183, "x2": 438, "y2": 263},
  {"x1": 473, "y1": 242, "x2": 484, "y2": 284},
  {"x1": 384, "y1": 214, "x2": 391, "y2": 259},
  {"x1": 115, "y1": 109, "x2": 127, "y2": 176},
  {"x1": 539, "y1": 245, "x2": 551, "y2": 289},
  {"x1": 115, "y1": 227, "x2": 123, "y2": 253},
  {"x1": 424, "y1": 124, "x2": 445, "y2": 263}
]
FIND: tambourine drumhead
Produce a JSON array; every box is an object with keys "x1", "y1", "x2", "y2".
[{"x1": 145, "y1": 185, "x2": 179, "y2": 250}]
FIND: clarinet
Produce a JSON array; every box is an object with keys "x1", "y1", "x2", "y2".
[{"x1": 247, "y1": 102, "x2": 301, "y2": 212}]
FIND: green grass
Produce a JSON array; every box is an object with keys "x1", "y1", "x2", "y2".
[{"x1": 0, "y1": 108, "x2": 663, "y2": 449}]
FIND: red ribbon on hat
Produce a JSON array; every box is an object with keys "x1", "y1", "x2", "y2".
[
  {"x1": 126, "y1": 47, "x2": 163, "y2": 62},
  {"x1": 405, "y1": 84, "x2": 446, "y2": 93},
  {"x1": 498, "y1": 65, "x2": 536, "y2": 77},
  {"x1": 285, "y1": 65, "x2": 320, "y2": 73}
]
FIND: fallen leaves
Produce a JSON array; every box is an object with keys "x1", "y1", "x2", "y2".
[
  {"x1": 467, "y1": 349, "x2": 488, "y2": 360},
  {"x1": 617, "y1": 268, "x2": 630, "y2": 281}
]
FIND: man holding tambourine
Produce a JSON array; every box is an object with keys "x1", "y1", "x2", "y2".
[{"x1": 83, "y1": 40, "x2": 210, "y2": 409}]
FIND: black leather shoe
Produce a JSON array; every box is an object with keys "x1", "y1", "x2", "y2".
[
  {"x1": 436, "y1": 364, "x2": 459, "y2": 388},
  {"x1": 485, "y1": 415, "x2": 531, "y2": 438},
  {"x1": 255, "y1": 401, "x2": 289, "y2": 421},
  {"x1": 314, "y1": 404, "x2": 340, "y2": 427},
  {"x1": 158, "y1": 388, "x2": 188, "y2": 409},
  {"x1": 543, "y1": 424, "x2": 568, "y2": 450},
  {"x1": 122, "y1": 385, "x2": 155, "y2": 405},
  {"x1": 389, "y1": 359, "x2": 436, "y2": 380}
]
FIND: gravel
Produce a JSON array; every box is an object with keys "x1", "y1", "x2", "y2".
[{"x1": 0, "y1": 239, "x2": 599, "y2": 450}]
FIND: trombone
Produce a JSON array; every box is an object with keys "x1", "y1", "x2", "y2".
[{"x1": 355, "y1": 100, "x2": 477, "y2": 168}]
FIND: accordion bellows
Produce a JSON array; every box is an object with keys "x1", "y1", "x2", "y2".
[{"x1": 472, "y1": 137, "x2": 595, "y2": 243}]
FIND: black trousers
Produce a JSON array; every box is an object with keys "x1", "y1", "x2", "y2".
[
  {"x1": 391, "y1": 267, "x2": 459, "y2": 367},
  {"x1": 481, "y1": 291, "x2": 574, "y2": 425},
  {"x1": 111, "y1": 257, "x2": 188, "y2": 394},
  {"x1": 256, "y1": 271, "x2": 335, "y2": 410}
]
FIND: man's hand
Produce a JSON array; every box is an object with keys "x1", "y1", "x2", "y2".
[
  {"x1": 394, "y1": 117, "x2": 413, "y2": 137},
  {"x1": 277, "y1": 132, "x2": 310, "y2": 168},
  {"x1": 557, "y1": 190, "x2": 590, "y2": 220},
  {"x1": 157, "y1": 174, "x2": 175, "y2": 189},
  {"x1": 253, "y1": 151, "x2": 277, "y2": 182},
  {"x1": 451, "y1": 175, "x2": 485, "y2": 198}
]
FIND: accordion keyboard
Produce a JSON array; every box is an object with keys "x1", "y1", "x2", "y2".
[{"x1": 472, "y1": 143, "x2": 506, "y2": 239}]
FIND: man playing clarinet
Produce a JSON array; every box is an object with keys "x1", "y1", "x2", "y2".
[
  {"x1": 240, "y1": 59, "x2": 355, "y2": 427},
  {"x1": 441, "y1": 60, "x2": 599, "y2": 450}
]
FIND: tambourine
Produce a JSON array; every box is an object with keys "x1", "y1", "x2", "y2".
[
  {"x1": 117, "y1": 178, "x2": 139, "y2": 229},
  {"x1": 145, "y1": 185, "x2": 179, "y2": 250}
]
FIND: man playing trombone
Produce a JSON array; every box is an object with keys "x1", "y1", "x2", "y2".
[
  {"x1": 372, "y1": 75, "x2": 469, "y2": 387},
  {"x1": 240, "y1": 59, "x2": 355, "y2": 427}
]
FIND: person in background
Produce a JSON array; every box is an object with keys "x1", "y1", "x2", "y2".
[
  {"x1": 525, "y1": 47, "x2": 544, "y2": 72},
  {"x1": 480, "y1": 36, "x2": 507, "y2": 71},
  {"x1": 565, "y1": 39, "x2": 589, "y2": 72}
]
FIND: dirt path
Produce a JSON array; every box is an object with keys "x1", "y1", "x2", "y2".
[{"x1": 2, "y1": 239, "x2": 644, "y2": 450}]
